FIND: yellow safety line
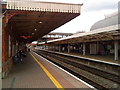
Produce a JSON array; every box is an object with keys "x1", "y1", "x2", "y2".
[{"x1": 30, "y1": 52, "x2": 63, "y2": 89}]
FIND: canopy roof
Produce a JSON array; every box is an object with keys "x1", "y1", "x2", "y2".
[
  {"x1": 90, "y1": 13, "x2": 119, "y2": 31},
  {"x1": 46, "y1": 24, "x2": 120, "y2": 44},
  {"x1": 3, "y1": 0, "x2": 82, "y2": 42}
]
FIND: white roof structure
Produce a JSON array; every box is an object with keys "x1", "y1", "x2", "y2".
[
  {"x1": 46, "y1": 13, "x2": 120, "y2": 44},
  {"x1": 91, "y1": 13, "x2": 119, "y2": 30},
  {"x1": 47, "y1": 24, "x2": 120, "y2": 44}
]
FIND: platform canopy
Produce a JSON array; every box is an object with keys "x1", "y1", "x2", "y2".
[
  {"x1": 47, "y1": 24, "x2": 120, "y2": 44},
  {"x1": 3, "y1": 0, "x2": 82, "y2": 42}
]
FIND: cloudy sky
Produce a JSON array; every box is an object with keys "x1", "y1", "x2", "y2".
[{"x1": 35, "y1": 0, "x2": 119, "y2": 33}]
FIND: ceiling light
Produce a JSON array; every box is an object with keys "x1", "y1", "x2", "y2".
[
  {"x1": 35, "y1": 29, "x2": 37, "y2": 31},
  {"x1": 32, "y1": 33, "x2": 34, "y2": 35},
  {"x1": 39, "y1": 21, "x2": 42, "y2": 24}
]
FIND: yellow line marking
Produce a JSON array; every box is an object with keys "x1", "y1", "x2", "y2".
[{"x1": 30, "y1": 52, "x2": 63, "y2": 89}]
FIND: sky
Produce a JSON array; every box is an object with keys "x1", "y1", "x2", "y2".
[
  {"x1": 34, "y1": 0, "x2": 119, "y2": 33},
  {"x1": 3, "y1": 0, "x2": 119, "y2": 33}
]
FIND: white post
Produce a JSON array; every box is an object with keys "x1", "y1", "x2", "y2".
[
  {"x1": 114, "y1": 40, "x2": 118, "y2": 60},
  {"x1": 83, "y1": 43, "x2": 86, "y2": 55},
  {"x1": 68, "y1": 44, "x2": 70, "y2": 53}
]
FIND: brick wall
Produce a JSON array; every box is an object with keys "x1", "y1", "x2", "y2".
[{"x1": 2, "y1": 17, "x2": 13, "y2": 78}]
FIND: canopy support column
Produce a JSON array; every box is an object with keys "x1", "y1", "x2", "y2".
[
  {"x1": 83, "y1": 43, "x2": 86, "y2": 55},
  {"x1": 114, "y1": 40, "x2": 118, "y2": 60},
  {"x1": 68, "y1": 44, "x2": 70, "y2": 53}
]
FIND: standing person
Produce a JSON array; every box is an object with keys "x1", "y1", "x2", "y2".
[{"x1": 28, "y1": 48, "x2": 30, "y2": 52}]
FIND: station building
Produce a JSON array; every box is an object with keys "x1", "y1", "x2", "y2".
[{"x1": 1, "y1": 1, "x2": 120, "y2": 89}]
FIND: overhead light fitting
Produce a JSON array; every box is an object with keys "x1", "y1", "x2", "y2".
[
  {"x1": 35, "y1": 29, "x2": 37, "y2": 31},
  {"x1": 32, "y1": 33, "x2": 34, "y2": 35},
  {"x1": 39, "y1": 21, "x2": 42, "y2": 24}
]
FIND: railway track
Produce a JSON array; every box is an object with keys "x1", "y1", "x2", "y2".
[{"x1": 33, "y1": 50, "x2": 120, "y2": 89}]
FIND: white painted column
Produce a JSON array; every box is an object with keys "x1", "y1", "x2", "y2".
[
  {"x1": 68, "y1": 44, "x2": 70, "y2": 53},
  {"x1": 8, "y1": 35, "x2": 11, "y2": 57},
  {"x1": 62, "y1": 46, "x2": 65, "y2": 52},
  {"x1": 114, "y1": 40, "x2": 118, "y2": 60},
  {"x1": 83, "y1": 43, "x2": 86, "y2": 55}
]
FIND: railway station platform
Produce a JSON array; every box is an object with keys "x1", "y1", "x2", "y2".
[
  {"x1": 2, "y1": 51, "x2": 92, "y2": 89},
  {"x1": 36, "y1": 49, "x2": 119, "y2": 64},
  {"x1": 1, "y1": 0, "x2": 119, "y2": 89},
  {"x1": 63, "y1": 52, "x2": 120, "y2": 64}
]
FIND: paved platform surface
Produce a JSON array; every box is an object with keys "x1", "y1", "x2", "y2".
[
  {"x1": 60, "y1": 51, "x2": 120, "y2": 64},
  {"x1": 2, "y1": 53, "x2": 56, "y2": 88},
  {"x1": 2, "y1": 52, "x2": 91, "y2": 89}
]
